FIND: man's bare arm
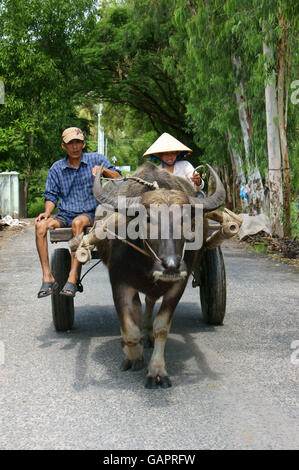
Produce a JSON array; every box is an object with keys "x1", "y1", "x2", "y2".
[
  {"x1": 35, "y1": 200, "x2": 56, "y2": 222},
  {"x1": 102, "y1": 168, "x2": 121, "y2": 178},
  {"x1": 92, "y1": 166, "x2": 120, "y2": 178}
]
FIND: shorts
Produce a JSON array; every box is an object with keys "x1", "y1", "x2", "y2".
[{"x1": 51, "y1": 211, "x2": 95, "y2": 228}]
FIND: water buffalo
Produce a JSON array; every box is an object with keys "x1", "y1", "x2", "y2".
[{"x1": 92, "y1": 162, "x2": 226, "y2": 388}]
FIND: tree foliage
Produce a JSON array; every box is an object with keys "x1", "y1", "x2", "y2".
[
  {"x1": 0, "y1": 0, "x2": 298, "y2": 233},
  {"x1": 0, "y1": 0, "x2": 96, "y2": 176},
  {"x1": 81, "y1": 0, "x2": 196, "y2": 152}
]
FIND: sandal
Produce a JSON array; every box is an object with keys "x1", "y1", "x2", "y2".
[
  {"x1": 37, "y1": 281, "x2": 59, "y2": 298},
  {"x1": 60, "y1": 282, "x2": 78, "y2": 298}
]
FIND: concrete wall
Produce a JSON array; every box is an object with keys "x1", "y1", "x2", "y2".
[{"x1": 0, "y1": 172, "x2": 20, "y2": 217}]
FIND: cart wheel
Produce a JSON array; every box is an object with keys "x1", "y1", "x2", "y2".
[
  {"x1": 199, "y1": 246, "x2": 226, "y2": 325},
  {"x1": 50, "y1": 248, "x2": 75, "y2": 332}
]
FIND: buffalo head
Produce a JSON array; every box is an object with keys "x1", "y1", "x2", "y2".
[{"x1": 93, "y1": 163, "x2": 226, "y2": 282}]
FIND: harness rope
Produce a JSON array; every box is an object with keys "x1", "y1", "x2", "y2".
[
  {"x1": 100, "y1": 174, "x2": 159, "y2": 190},
  {"x1": 104, "y1": 227, "x2": 186, "y2": 265},
  {"x1": 104, "y1": 227, "x2": 152, "y2": 258}
]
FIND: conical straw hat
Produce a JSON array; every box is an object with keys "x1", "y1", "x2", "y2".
[{"x1": 143, "y1": 133, "x2": 192, "y2": 157}]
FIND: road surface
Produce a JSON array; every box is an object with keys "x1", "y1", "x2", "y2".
[{"x1": 0, "y1": 224, "x2": 298, "y2": 449}]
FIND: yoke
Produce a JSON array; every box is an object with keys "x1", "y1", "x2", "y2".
[
  {"x1": 49, "y1": 222, "x2": 220, "y2": 243},
  {"x1": 49, "y1": 227, "x2": 100, "y2": 260},
  {"x1": 49, "y1": 227, "x2": 92, "y2": 243}
]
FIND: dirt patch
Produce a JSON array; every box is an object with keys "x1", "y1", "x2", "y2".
[
  {"x1": 0, "y1": 218, "x2": 35, "y2": 251},
  {"x1": 240, "y1": 232, "x2": 299, "y2": 271}
]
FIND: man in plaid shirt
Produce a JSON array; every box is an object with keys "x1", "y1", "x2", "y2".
[{"x1": 35, "y1": 127, "x2": 121, "y2": 298}]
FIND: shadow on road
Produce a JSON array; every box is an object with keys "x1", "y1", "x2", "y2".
[{"x1": 37, "y1": 301, "x2": 223, "y2": 399}]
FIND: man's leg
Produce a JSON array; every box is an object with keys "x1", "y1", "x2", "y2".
[
  {"x1": 61, "y1": 214, "x2": 92, "y2": 295},
  {"x1": 35, "y1": 217, "x2": 61, "y2": 296}
]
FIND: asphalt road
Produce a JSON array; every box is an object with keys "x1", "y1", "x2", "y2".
[{"x1": 0, "y1": 224, "x2": 298, "y2": 450}]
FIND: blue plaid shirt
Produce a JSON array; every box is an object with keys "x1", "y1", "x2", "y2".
[{"x1": 44, "y1": 152, "x2": 121, "y2": 216}]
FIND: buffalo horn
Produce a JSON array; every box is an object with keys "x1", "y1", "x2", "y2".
[
  {"x1": 93, "y1": 164, "x2": 142, "y2": 210},
  {"x1": 189, "y1": 164, "x2": 226, "y2": 212}
]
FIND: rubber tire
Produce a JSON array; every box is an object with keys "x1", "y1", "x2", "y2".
[
  {"x1": 199, "y1": 246, "x2": 226, "y2": 325},
  {"x1": 50, "y1": 248, "x2": 74, "y2": 332}
]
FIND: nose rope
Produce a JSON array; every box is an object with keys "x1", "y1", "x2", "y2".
[
  {"x1": 144, "y1": 240, "x2": 186, "y2": 264},
  {"x1": 181, "y1": 241, "x2": 186, "y2": 261},
  {"x1": 104, "y1": 228, "x2": 186, "y2": 265},
  {"x1": 143, "y1": 240, "x2": 162, "y2": 263},
  {"x1": 104, "y1": 227, "x2": 151, "y2": 258}
]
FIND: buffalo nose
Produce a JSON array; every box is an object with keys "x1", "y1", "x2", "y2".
[{"x1": 161, "y1": 255, "x2": 181, "y2": 272}]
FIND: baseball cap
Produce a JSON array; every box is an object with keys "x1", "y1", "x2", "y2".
[{"x1": 62, "y1": 127, "x2": 85, "y2": 144}]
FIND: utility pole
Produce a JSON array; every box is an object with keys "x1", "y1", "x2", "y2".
[{"x1": 98, "y1": 103, "x2": 105, "y2": 155}]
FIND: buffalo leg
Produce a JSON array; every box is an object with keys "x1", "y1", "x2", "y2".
[
  {"x1": 112, "y1": 285, "x2": 144, "y2": 371},
  {"x1": 145, "y1": 280, "x2": 187, "y2": 389},
  {"x1": 142, "y1": 296, "x2": 156, "y2": 348}
]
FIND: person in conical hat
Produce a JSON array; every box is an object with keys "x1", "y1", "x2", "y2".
[{"x1": 143, "y1": 132, "x2": 204, "y2": 189}]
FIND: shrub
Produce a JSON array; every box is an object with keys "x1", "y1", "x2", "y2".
[
  {"x1": 27, "y1": 197, "x2": 46, "y2": 218},
  {"x1": 291, "y1": 200, "x2": 299, "y2": 239}
]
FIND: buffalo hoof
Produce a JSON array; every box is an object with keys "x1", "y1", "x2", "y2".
[
  {"x1": 120, "y1": 359, "x2": 132, "y2": 371},
  {"x1": 120, "y1": 357, "x2": 144, "y2": 372},
  {"x1": 145, "y1": 377, "x2": 159, "y2": 389},
  {"x1": 145, "y1": 375, "x2": 172, "y2": 389},
  {"x1": 159, "y1": 376, "x2": 172, "y2": 388}
]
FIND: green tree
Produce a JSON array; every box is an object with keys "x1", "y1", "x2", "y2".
[
  {"x1": 100, "y1": 102, "x2": 157, "y2": 169},
  {"x1": 0, "y1": 0, "x2": 96, "y2": 213},
  {"x1": 170, "y1": 0, "x2": 298, "y2": 234},
  {"x1": 81, "y1": 0, "x2": 196, "y2": 154}
]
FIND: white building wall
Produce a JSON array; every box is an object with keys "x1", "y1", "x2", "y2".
[{"x1": 0, "y1": 172, "x2": 20, "y2": 217}]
